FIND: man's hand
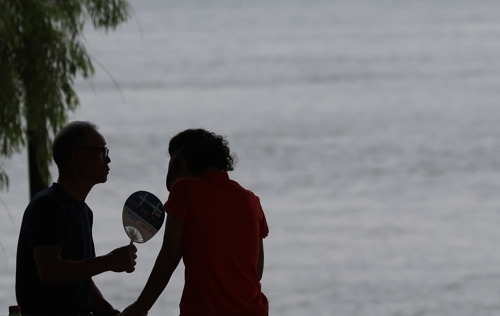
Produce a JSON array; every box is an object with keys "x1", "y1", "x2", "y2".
[{"x1": 107, "y1": 244, "x2": 137, "y2": 273}]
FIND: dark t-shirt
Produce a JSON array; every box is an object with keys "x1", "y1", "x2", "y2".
[{"x1": 16, "y1": 183, "x2": 96, "y2": 314}]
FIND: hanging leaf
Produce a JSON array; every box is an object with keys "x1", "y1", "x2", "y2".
[{"x1": 0, "y1": 0, "x2": 130, "y2": 195}]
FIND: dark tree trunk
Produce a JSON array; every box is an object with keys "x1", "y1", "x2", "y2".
[{"x1": 27, "y1": 129, "x2": 49, "y2": 198}]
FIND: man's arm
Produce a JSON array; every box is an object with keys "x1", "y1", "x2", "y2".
[{"x1": 33, "y1": 244, "x2": 137, "y2": 285}]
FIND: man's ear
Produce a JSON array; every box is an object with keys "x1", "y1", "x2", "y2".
[{"x1": 71, "y1": 148, "x2": 84, "y2": 167}]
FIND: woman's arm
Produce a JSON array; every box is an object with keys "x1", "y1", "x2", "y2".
[
  {"x1": 90, "y1": 279, "x2": 120, "y2": 315},
  {"x1": 257, "y1": 239, "x2": 265, "y2": 281},
  {"x1": 122, "y1": 214, "x2": 184, "y2": 315}
]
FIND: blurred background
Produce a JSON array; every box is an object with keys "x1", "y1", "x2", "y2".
[{"x1": 2, "y1": 0, "x2": 500, "y2": 315}]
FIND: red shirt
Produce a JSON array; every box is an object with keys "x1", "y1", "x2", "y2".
[{"x1": 164, "y1": 171, "x2": 269, "y2": 316}]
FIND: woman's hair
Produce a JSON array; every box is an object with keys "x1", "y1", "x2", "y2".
[{"x1": 169, "y1": 129, "x2": 235, "y2": 173}]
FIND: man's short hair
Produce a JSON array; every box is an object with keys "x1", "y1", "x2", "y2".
[{"x1": 52, "y1": 121, "x2": 98, "y2": 169}]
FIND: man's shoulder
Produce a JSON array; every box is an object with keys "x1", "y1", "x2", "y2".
[
  {"x1": 31, "y1": 183, "x2": 62, "y2": 199},
  {"x1": 26, "y1": 184, "x2": 66, "y2": 213}
]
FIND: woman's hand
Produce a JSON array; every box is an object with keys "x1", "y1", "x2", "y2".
[{"x1": 120, "y1": 302, "x2": 147, "y2": 316}]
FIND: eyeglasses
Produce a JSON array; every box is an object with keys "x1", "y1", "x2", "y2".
[{"x1": 76, "y1": 146, "x2": 109, "y2": 159}]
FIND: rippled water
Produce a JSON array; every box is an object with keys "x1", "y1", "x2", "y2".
[{"x1": 2, "y1": 0, "x2": 500, "y2": 315}]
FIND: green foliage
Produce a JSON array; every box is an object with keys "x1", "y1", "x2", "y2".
[{"x1": 0, "y1": 0, "x2": 130, "y2": 191}]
